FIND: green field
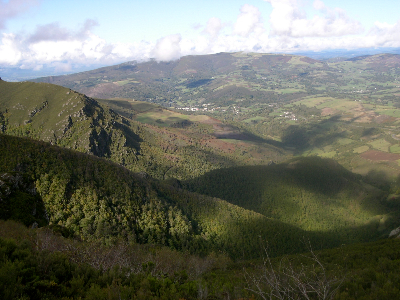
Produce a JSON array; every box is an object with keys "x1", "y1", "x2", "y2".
[
  {"x1": 353, "y1": 145, "x2": 369, "y2": 153},
  {"x1": 368, "y1": 138, "x2": 391, "y2": 152},
  {"x1": 337, "y1": 138, "x2": 354, "y2": 145},
  {"x1": 295, "y1": 97, "x2": 335, "y2": 107},
  {"x1": 316, "y1": 98, "x2": 359, "y2": 111},
  {"x1": 390, "y1": 144, "x2": 400, "y2": 153},
  {"x1": 377, "y1": 109, "x2": 400, "y2": 118}
]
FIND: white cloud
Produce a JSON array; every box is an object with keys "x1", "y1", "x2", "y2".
[
  {"x1": 233, "y1": 4, "x2": 264, "y2": 37},
  {"x1": 0, "y1": 0, "x2": 40, "y2": 29},
  {"x1": 32, "y1": 64, "x2": 42, "y2": 71},
  {"x1": 265, "y1": 0, "x2": 300, "y2": 35},
  {"x1": 1, "y1": 2, "x2": 400, "y2": 75},
  {"x1": 51, "y1": 61, "x2": 72, "y2": 73},
  {"x1": 313, "y1": 0, "x2": 325, "y2": 11},
  {"x1": 203, "y1": 17, "x2": 223, "y2": 40},
  {"x1": 27, "y1": 19, "x2": 98, "y2": 43},
  {"x1": 151, "y1": 34, "x2": 181, "y2": 61},
  {"x1": 365, "y1": 20, "x2": 400, "y2": 48},
  {"x1": 265, "y1": 0, "x2": 363, "y2": 37},
  {"x1": 0, "y1": 33, "x2": 22, "y2": 65}
]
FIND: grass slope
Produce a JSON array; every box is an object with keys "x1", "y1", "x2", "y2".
[{"x1": 0, "y1": 79, "x2": 287, "y2": 180}]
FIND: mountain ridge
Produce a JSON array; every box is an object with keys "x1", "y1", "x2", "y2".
[{"x1": 0, "y1": 79, "x2": 289, "y2": 180}]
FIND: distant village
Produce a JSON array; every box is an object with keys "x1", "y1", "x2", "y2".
[{"x1": 172, "y1": 101, "x2": 299, "y2": 121}]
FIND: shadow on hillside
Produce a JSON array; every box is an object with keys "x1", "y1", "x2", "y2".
[
  {"x1": 0, "y1": 173, "x2": 48, "y2": 228},
  {"x1": 175, "y1": 166, "x2": 400, "y2": 259},
  {"x1": 238, "y1": 114, "x2": 369, "y2": 153},
  {"x1": 278, "y1": 115, "x2": 355, "y2": 152},
  {"x1": 180, "y1": 156, "x2": 400, "y2": 236},
  {"x1": 183, "y1": 157, "x2": 366, "y2": 197},
  {"x1": 167, "y1": 175, "x2": 400, "y2": 260},
  {"x1": 216, "y1": 114, "x2": 363, "y2": 153}
]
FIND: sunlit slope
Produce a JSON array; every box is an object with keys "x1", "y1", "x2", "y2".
[
  {"x1": 183, "y1": 156, "x2": 399, "y2": 242},
  {"x1": 0, "y1": 80, "x2": 288, "y2": 179},
  {"x1": 0, "y1": 79, "x2": 142, "y2": 156}
]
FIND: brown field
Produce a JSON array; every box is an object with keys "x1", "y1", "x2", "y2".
[
  {"x1": 360, "y1": 150, "x2": 400, "y2": 161},
  {"x1": 320, "y1": 107, "x2": 338, "y2": 116},
  {"x1": 375, "y1": 114, "x2": 396, "y2": 123}
]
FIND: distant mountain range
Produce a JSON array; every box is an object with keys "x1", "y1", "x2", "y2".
[
  {"x1": 30, "y1": 52, "x2": 400, "y2": 114},
  {"x1": 2, "y1": 47, "x2": 400, "y2": 82}
]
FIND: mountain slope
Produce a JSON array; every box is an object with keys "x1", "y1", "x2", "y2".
[
  {"x1": 0, "y1": 79, "x2": 141, "y2": 157},
  {"x1": 0, "y1": 134, "x2": 331, "y2": 259},
  {"x1": 30, "y1": 52, "x2": 319, "y2": 104},
  {"x1": 0, "y1": 79, "x2": 287, "y2": 180},
  {"x1": 183, "y1": 156, "x2": 400, "y2": 243}
]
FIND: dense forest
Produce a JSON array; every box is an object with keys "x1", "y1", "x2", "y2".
[
  {"x1": 2, "y1": 134, "x2": 400, "y2": 299},
  {"x1": 1, "y1": 134, "x2": 337, "y2": 260},
  {"x1": 182, "y1": 157, "x2": 400, "y2": 242}
]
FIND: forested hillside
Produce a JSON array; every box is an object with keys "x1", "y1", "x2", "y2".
[
  {"x1": 0, "y1": 134, "x2": 336, "y2": 259},
  {"x1": 183, "y1": 156, "x2": 400, "y2": 243}
]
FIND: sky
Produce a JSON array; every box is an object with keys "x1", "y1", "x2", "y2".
[{"x1": 1, "y1": 0, "x2": 400, "y2": 77}]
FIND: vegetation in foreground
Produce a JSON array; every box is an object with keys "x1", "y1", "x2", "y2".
[{"x1": 2, "y1": 220, "x2": 400, "y2": 300}]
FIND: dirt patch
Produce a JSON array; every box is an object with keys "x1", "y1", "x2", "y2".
[
  {"x1": 200, "y1": 117, "x2": 223, "y2": 125},
  {"x1": 321, "y1": 108, "x2": 338, "y2": 116},
  {"x1": 355, "y1": 112, "x2": 376, "y2": 123},
  {"x1": 201, "y1": 138, "x2": 236, "y2": 153},
  {"x1": 300, "y1": 57, "x2": 319, "y2": 64},
  {"x1": 360, "y1": 150, "x2": 400, "y2": 161},
  {"x1": 347, "y1": 105, "x2": 376, "y2": 123},
  {"x1": 375, "y1": 114, "x2": 396, "y2": 124},
  {"x1": 83, "y1": 83, "x2": 120, "y2": 98},
  {"x1": 198, "y1": 117, "x2": 245, "y2": 138},
  {"x1": 183, "y1": 69, "x2": 197, "y2": 74}
]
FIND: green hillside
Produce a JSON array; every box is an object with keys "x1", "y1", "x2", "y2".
[
  {"x1": 183, "y1": 156, "x2": 400, "y2": 243},
  {"x1": 0, "y1": 79, "x2": 287, "y2": 180},
  {"x1": 0, "y1": 134, "x2": 333, "y2": 259},
  {"x1": 0, "y1": 79, "x2": 141, "y2": 157}
]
